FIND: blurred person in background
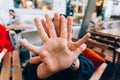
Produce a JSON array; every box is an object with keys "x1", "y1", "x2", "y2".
[
  {"x1": 7, "y1": 9, "x2": 22, "y2": 33},
  {"x1": 8, "y1": 9, "x2": 21, "y2": 25}
]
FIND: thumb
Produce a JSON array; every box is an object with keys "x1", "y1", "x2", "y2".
[
  {"x1": 73, "y1": 43, "x2": 86, "y2": 56},
  {"x1": 29, "y1": 56, "x2": 42, "y2": 64}
]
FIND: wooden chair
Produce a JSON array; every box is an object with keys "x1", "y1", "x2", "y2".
[
  {"x1": 90, "y1": 63, "x2": 107, "y2": 80},
  {"x1": 87, "y1": 31, "x2": 119, "y2": 64},
  {"x1": 85, "y1": 39, "x2": 108, "y2": 80},
  {"x1": 0, "y1": 46, "x2": 22, "y2": 80},
  {"x1": 86, "y1": 39, "x2": 108, "y2": 57},
  {"x1": 116, "y1": 38, "x2": 120, "y2": 65},
  {"x1": 12, "y1": 46, "x2": 22, "y2": 80},
  {"x1": 0, "y1": 52, "x2": 11, "y2": 80},
  {"x1": 0, "y1": 29, "x2": 23, "y2": 80}
]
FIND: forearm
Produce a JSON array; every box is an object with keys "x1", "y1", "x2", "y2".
[{"x1": 76, "y1": 54, "x2": 94, "y2": 79}]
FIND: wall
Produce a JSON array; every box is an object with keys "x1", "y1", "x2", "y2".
[
  {"x1": 0, "y1": 0, "x2": 80, "y2": 38},
  {"x1": 0, "y1": 0, "x2": 66, "y2": 25}
]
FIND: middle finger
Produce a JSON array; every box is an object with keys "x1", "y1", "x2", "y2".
[{"x1": 53, "y1": 12, "x2": 60, "y2": 37}]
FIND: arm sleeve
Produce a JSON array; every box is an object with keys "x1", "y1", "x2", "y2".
[{"x1": 76, "y1": 54, "x2": 94, "y2": 80}]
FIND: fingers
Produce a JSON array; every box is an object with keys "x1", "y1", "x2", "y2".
[
  {"x1": 41, "y1": 19, "x2": 49, "y2": 37},
  {"x1": 45, "y1": 14, "x2": 57, "y2": 38},
  {"x1": 73, "y1": 43, "x2": 86, "y2": 56},
  {"x1": 75, "y1": 33, "x2": 91, "y2": 47},
  {"x1": 60, "y1": 16, "x2": 67, "y2": 39},
  {"x1": 34, "y1": 18, "x2": 49, "y2": 43},
  {"x1": 18, "y1": 39, "x2": 40, "y2": 54},
  {"x1": 67, "y1": 16, "x2": 73, "y2": 41},
  {"x1": 29, "y1": 56, "x2": 42, "y2": 64},
  {"x1": 53, "y1": 12, "x2": 60, "y2": 37}
]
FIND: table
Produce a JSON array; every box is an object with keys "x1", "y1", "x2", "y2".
[
  {"x1": 88, "y1": 27, "x2": 120, "y2": 64},
  {"x1": 103, "y1": 20, "x2": 120, "y2": 29},
  {"x1": 99, "y1": 28, "x2": 120, "y2": 64},
  {"x1": 98, "y1": 27, "x2": 120, "y2": 37},
  {"x1": 6, "y1": 23, "x2": 32, "y2": 30}
]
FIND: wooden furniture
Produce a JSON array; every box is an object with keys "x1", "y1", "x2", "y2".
[
  {"x1": 86, "y1": 39, "x2": 108, "y2": 80},
  {"x1": 6, "y1": 24, "x2": 33, "y2": 34},
  {"x1": 116, "y1": 48, "x2": 120, "y2": 65},
  {"x1": 0, "y1": 52, "x2": 11, "y2": 80},
  {"x1": 88, "y1": 28, "x2": 120, "y2": 64},
  {"x1": 6, "y1": 24, "x2": 32, "y2": 30},
  {"x1": 0, "y1": 46, "x2": 22, "y2": 80},
  {"x1": 98, "y1": 27, "x2": 120, "y2": 37},
  {"x1": 85, "y1": 39, "x2": 108, "y2": 58},
  {"x1": 12, "y1": 48, "x2": 22, "y2": 80},
  {"x1": 90, "y1": 63, "x2": 107, "y2": 80}
]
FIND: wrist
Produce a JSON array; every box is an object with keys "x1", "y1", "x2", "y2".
[{"x1": 70, "y1": 58, "x2": 80, "y2": 71}]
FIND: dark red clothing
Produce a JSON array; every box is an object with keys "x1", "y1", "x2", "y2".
[{"x1": 0, "y1": 24, "x2": 13, "y2": 52}]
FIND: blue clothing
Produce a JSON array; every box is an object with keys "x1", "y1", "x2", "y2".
[{"x1": 23, "y1": 54, "x2": 94, "y2": 80}]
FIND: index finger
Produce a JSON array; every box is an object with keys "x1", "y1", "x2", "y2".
[
  {"x1": 67, "y1": 16, "x2": 73, "y2": 42},
  {"x1": 18, "y1": 39, "x2": 40, "y2": 54},
  {"x1": 53, "y1": 12, "x2": 60, "y2": 37},
  {"x1": 34, "y1": 18, "x2": 49, "y2": 43}
]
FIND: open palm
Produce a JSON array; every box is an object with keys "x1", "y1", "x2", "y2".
[{"x1": 18, "y1": 13, "x2": 90, "y2": 79}]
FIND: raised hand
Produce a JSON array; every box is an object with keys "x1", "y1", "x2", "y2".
[
  {"x1": 53, "y1": 13, "x2": 90, "y2": 51},
  {"x1": 18, "y1": 13, "x2": 90, "y2": 79},
  {"x1": 40, "y1": 12, "x2": 90, "y2": 50}
]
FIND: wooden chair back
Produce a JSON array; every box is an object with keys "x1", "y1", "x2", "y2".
[
  {"x1": 0, "y1": 47, "x2": 22, "y2": 80},
  {"x1": 12, "y1": 48, "x2": 22, "y2": 80},
  {"x1": 88, "y1": 31, "x2": 119, "y2": 64}
]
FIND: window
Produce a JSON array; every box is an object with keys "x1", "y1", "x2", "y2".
[
  {"x1": 71, "y1": 5, "x2": 77, "y2": 13},
  {"x1": 78, "y1": 6, "x2": 82, "y2": 13},
  {"x1": 13, "y1": 0, "x2": 53, "y2": 10},
  {"x1": 71, "y1": 0, "x2": 88, "y2": 24},
  {"x1": 0, "y1": 0, "x2": 2, "y2": 9}
]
